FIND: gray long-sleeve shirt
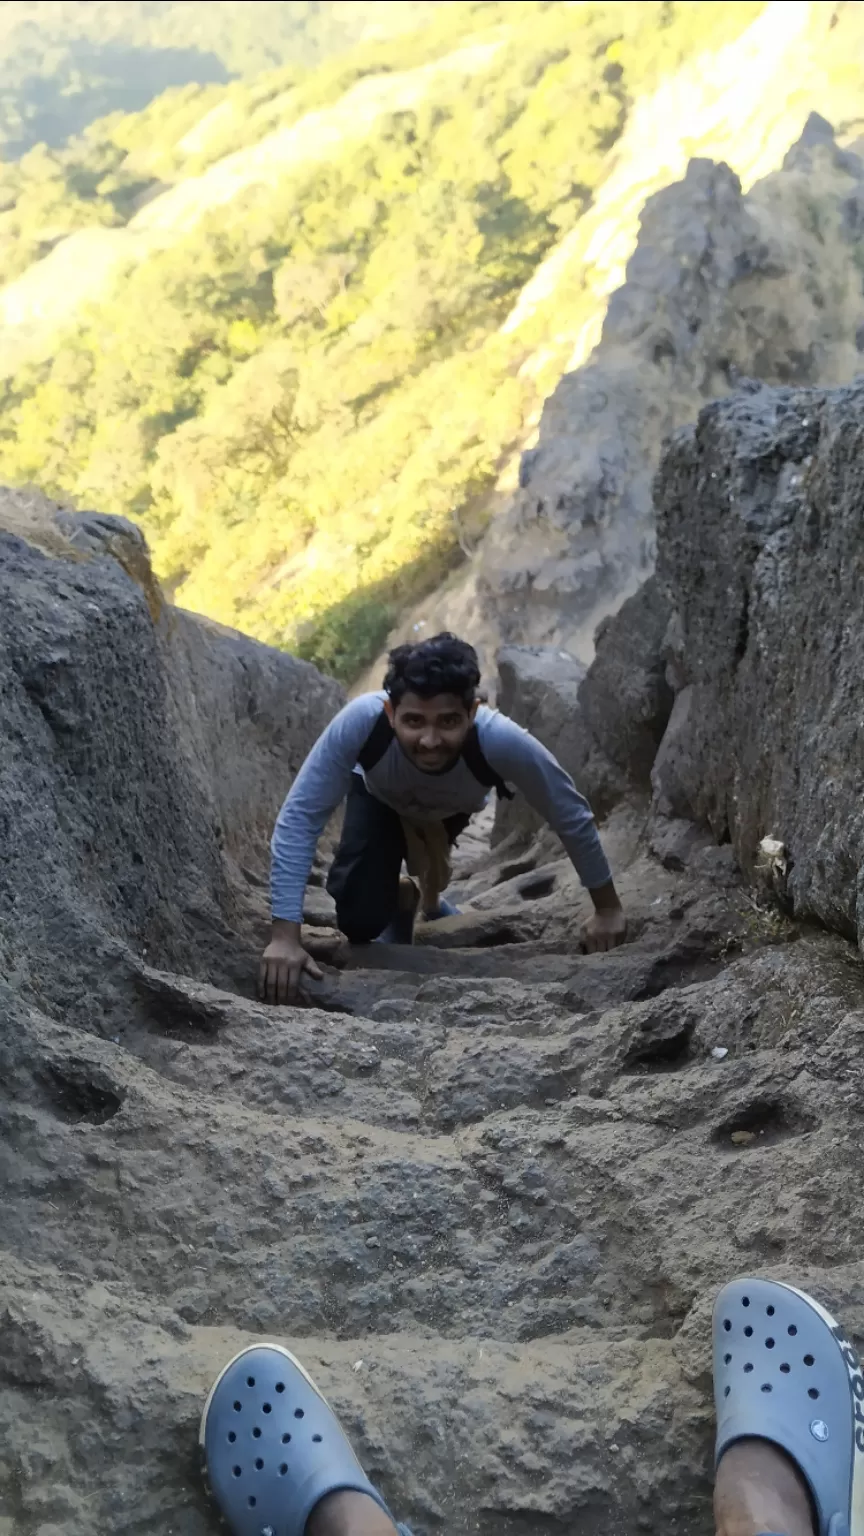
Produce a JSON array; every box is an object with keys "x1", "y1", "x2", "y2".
[{"x1": 270, "y1": 692, "x2": 611, "y2": 921}]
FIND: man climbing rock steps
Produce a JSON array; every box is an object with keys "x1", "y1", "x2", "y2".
[{"x1": 259, "y1": 632, "x2": 626, "y2": 1004}]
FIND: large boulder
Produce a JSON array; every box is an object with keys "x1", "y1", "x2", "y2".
[
  {"x1": 577, "y1": 576, "x2": 673, "y2": 790},
  {"x1": 652, "y1": 379, "x2": 864, "y2": 947},
  {"x1": 494, "y1": 645, "x2": 589, "y2": 844},
  {"x1": 0, "y1": 490, "x2": 342, "y2": 1021},
  {"x1": 494, "y1": 577, "x2": 672, "y2": 844},
  {"x1": 169, "y1": 605, "x2": 339, "y2": 880}
]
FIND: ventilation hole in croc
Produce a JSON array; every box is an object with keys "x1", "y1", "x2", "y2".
[
  {"x1": 276, "y1": 1383, "x2": 285, "y2": 1394},
  {"x1": 724, "y1": 1319, "x2": 732, "y2": 1332},
  {"x1": 255, "y1": 1459, "x2": 264, "y2": 1471},
  {"x1": 724, "y1": 1353, "x2": 731, "y2": 1364},
  {"x1": 294, "y1": 1408, "x2": 304, "y2": 1419},
  {"x1": 809, "y1": 1388, "x2": 820, "y2": 1400},
  {"x1": 233, "y1": 1402, "x2": 242, "y2": 1412},
  {"x1": 761, "y1": 1383, "x2": 772, "y2": 1393},
  {"x1": 248, "y1": 1497, "x2": 257, "y2": 1509},
  {"x1": 313, "y1": 1434, "x2": 322, "y2": 1443},
  {"x1": 766, "y1": 1338, "x2": 775, "y2": 1349},
  {"x1": 253, "y1": 1428, "x2": 262, "y2": 1440},
  {"x1": 788, "y1": 1325, "x2": 797, "y2": 1336},
  {"x1": 263, "y1": 1403, "x2": 272, "y2": 1414},
  {"x1": 744, "y1": 1326, "x2": 753, "y2": 1337},
  {"x1": 279, "y1": 1464, "x2": 288, "y2": 1476},
  {"x1": 232, "y1": 1467, "x2": 241, "y2": 1478},
  {"x1": 228, "y1": 1432, "x2": 237, "y2": 1444},
  {"x1": 804, "y1": 1354, "x2": 814, "y2": 1367},
  {"x1": 724, "y1": 1386, "x2": 730, "y2": 1397},
  {"x1": 281, "y1": 1434, "x2": 291, "y2": 1445},
  {"x1": 247, "y1": 1376, "x2": 256, "y2": 1388},
  {"x1": 742, "y1": 1296, "x2": 750, "y2": 1307},
  {"x1": 767, "y1": 1305, "x2": 775, "y2": 1316},
  {"x1": 780, "y1": 1363, "x2": 791, "y2": 1374},
  {"x1": 744, "y1": 1364, "x2": 754, "y2": 1373}
]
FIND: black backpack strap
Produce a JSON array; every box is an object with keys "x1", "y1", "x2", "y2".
[
  {"x1": 357, "y1": 708, "x2": 394, "y2": 771},
  {"x1": 461, "y1": 723, "x2": 514, "y2": 801}
]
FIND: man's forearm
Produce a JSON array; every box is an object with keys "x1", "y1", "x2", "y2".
[{"x1": 588, "y1": 878, "x2": 623, "y2": 912}]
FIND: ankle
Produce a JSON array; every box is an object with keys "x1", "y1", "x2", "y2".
[
  {"x1": 714, "y1": 1439, "x2": 815, "y2": 1536},
  {"x1": 306, "y1": 1489, "x2": 398, "y2": 1536}
]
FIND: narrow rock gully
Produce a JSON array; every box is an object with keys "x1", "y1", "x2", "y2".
[{"x1": 5, "y1": 780, "x2": 864, "y2": 1536}]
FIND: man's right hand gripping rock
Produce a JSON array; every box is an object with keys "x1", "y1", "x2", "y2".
[{"x1": 258, "y1": 919, "x2": 323, "y2": 1005}]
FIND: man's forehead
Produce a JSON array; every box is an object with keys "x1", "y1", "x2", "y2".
[{"x1": 395, "y1": 691, "x2": 468, "y2": 714}]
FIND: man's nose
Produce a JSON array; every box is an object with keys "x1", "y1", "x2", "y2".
[{"x1": 419, "y1": 729, "x2": 441, "y2": 750}]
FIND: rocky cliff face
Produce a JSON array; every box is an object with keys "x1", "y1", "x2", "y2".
[
  {"x1": 0, "y1": 487, "x2": 341, "y2": 1022},
  {"x1": 4, "y1": 401, "x2": 864, "y2": 1536},
  {"x1": 460, "y1": 118, "x2": 864, "y2": 664},
  {"x1": 494, "y1": 575, "x2": 672, "y2": 847},
  {"x1": 652, "y1": 377, "x2": 864, "y2": 953}
]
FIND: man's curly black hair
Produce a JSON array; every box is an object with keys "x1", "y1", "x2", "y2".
[{"x1": 383, "y1": 632, "x2": 480, "y2": 707}]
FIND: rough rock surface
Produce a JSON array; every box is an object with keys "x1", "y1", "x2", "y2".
[
  {"x1": 652, "y1": 378, "x2": 864, "y2": 951},
  {"x1": 474, "y1": 120, "x2": 864, "y2": 657},
  {"x1": 494, "y1": 645, "x2": 588, "y2": 845},
  {"x1": 495, "y1": 576, "x2": 672, "y2": 843},
  {"x1": 0, "y1": 488, "x2": 341, "y2": 1022},
  {"x1": 4, "y1": 486, "x2": 864, "y2": 1536},
  {"x1": 576, "y1": 576, "x2": 673, "y2": 797}
]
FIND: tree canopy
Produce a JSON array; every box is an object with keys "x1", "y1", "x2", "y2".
[{"x1": 0, "y1": 2, "x2": 443, "y2": 156}]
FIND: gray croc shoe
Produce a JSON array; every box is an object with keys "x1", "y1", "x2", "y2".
[
  {"x1": 714, "y1": 1278, "x2": 864, "y2": 1536},
  {"x1": 201, "y1": 1343, "x2": 400, "y2": 1536}
]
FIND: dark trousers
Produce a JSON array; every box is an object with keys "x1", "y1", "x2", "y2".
[{"x1": 326, "y1": 776, "x2": 468, "y2": 942}]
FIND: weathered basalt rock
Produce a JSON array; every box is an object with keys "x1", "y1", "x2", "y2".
[
  {"x1": 494, "y1": 576, "x2": 672, "y2": 844},
  {"x1": 577, "y1": 575, "x2": 673, "y2": 792},
  {"x1": 653, "y1": 379, "x2": 864, "y2": 950},
  {"x1": 0, "y1": 489, "x2": 341, "y2": 1020}
]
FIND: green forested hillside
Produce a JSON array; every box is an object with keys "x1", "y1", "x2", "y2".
[
  {"x1": 0, "y1": 1, "x2": 780, "y2": 677},
  {"x1": 0, "y1": 2, "x2": 440, "y2": 156}
]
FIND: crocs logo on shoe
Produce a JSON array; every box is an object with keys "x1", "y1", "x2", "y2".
[
  {"x1": 810, "y1": 1420, "x2": 830, "y2": 1441},
  {"x1": 831, "y1": 1323, "x2": 864, "y2": 1450}
]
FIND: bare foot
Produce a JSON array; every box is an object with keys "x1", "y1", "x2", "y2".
[
  {"x1": 307, "y1": 1489, "x2": 399, "y2": 1536},
  {"x1": 714, "y1": 1438, "x2": 816, "y2": 1536}
]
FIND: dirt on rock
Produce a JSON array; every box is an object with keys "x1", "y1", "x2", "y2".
[{"x1": 3, "y1": 493, "x2": 864, "y2": 1536}]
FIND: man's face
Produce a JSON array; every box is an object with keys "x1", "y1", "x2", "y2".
[{"x1": 386, "y1": 691, "x2": 477, "y2": 772}]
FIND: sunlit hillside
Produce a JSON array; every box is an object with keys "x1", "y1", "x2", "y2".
[
  {"x1": 0, "y1": 2, "x2": 440, "y2": 155},
  {"x1": 1, "y1": 0, "x2": 863, "y2": 679}
]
